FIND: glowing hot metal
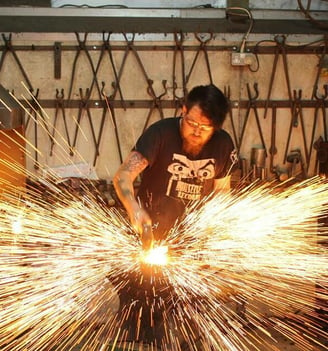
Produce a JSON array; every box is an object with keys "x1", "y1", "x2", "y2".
[{"x1": 141, "y1": 245, "x2": 169, "y2": 265}]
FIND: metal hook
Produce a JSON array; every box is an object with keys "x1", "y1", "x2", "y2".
[
  {"x1": 195, "y1": 32, "x2": 213, "y2": 45},
  {"x1": 246, "y1": 82, "x2": 259, "y2": 101},
  {"x1": 314, "y1": 84, "x2": 328, "y2": 100},
  {"x1": 56, "y1": 88, "x2": 64, "y2": 100}
]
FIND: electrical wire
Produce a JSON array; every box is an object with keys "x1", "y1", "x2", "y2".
[
  {"x1": 225, "y1": 6, "x2": 254, "y2": 54},
  {"x1": 248, "y1": 36, "x2": 327, "y2": 73},
  {"x1": 58, "y1": 3, "x2": 213, "y2": 9},
  {"x1": 297, "y1": 0, "x2": 328, "y2": 30},
  {"x1": 59, "y1": 4, "x2": 128, "y2": 8}
]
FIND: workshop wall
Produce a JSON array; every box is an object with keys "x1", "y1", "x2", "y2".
[{"x1": 0, "y1": 28, "x2": 327, "y2": 187}]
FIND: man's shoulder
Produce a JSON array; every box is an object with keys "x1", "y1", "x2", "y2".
[
  {"x1": 151, "y1": 117, "x2": 179, "y2": 127},
  {"x1": 213, "y1": 128, "x2": 233, "y2": 141},
  {"x1": 146, "y1": 117, "x2": 180, "y2": 134},
  {"x1": 210, "y1": 129, "x2": 235, "y2": 151}
]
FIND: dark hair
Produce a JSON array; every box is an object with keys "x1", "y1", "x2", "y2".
[{"x1": 185, "y1": 84, "x2": 229, "y2": 130}]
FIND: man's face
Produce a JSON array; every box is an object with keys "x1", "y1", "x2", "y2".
[{"x1": 180, "y1": 105, "x2": 214, "y2": 151}]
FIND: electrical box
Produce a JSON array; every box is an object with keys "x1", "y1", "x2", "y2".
[{"x1": 231, "y1": 52, "x2": 256, "y2": 66}]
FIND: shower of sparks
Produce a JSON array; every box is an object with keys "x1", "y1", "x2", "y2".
[
  {"x1": 0, "y1": 86, "x2": 327, "y2": 351},
  {"x1": 0, "y1": 178, "x2": 327, "y2": 351},
  {"x1": 164, "y1": 179, "x2": 328, "y2": 350}
]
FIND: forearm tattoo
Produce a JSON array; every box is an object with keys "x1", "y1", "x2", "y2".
[
  {"x1": 121, "y1": 151, "x2": 148, "y2": 177},
  {"x1": 115, "y1": 151, "x2": 148, "y2": 202}
]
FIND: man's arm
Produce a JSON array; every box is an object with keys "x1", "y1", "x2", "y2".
[{"x1": 113, "y1": 150, "x2": 151, "y2": 234}]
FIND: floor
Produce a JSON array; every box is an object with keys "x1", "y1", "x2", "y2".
[
  {"x1": 52, "y1": 281, "x2": 328, "y2": 350},
  {"x1": 71, "y1": 329, "x2": 328, "y2": 351},
  {"x1": 69, "y1": 312, "x2": 328, "y2": 351}
]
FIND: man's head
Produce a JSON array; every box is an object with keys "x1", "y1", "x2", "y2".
[
  {"x1": 184, "y1": 84, "x2": 229, "y2": 130},
  {"x1": 180, "y1": 84, "x2": 229, "y2": 156}
]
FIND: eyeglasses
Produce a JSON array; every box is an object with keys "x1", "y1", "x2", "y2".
[{"x1": 184, "y1": 116, "x2": 214, "y2": 132}]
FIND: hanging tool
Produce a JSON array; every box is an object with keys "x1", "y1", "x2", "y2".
[
  {"x1": 121, "y1": 33, "x2": 169, "y2": 133},
  {"x1": 283, "y1": 89, "x2": 309, "y2": 171},
  {"x1": 286, "y1": 89, "x2": 310, "y2": 167},
  {"x1": 309, "y1": 85, "x2": 328, "y2": 166},
  {"x1": 122, "y1": 33, "x2": 157, "y2": 96},
  {"x1": 142, "y1": 79, "x2": 167, "y2": 133},
  {"x1": 71, "y1": 88, "x2": 100, "y2": 161},
  {"x1": 172, "y1": 31, "x2": 187, "y2": 116},
  {"x1": 100, "y1": 82, "x2": 123, "y2": 165},
  {"x1": 0, "y1": 34, "x2": 33, "y2": 91},
  {"x1": 25, "y1": 89, "x2": 54, "y2": 169},
  {"x1": 92, "y1": 96, "x2": 108, "y2": 166},
  {"x1": 263, "y1": 35, "x2": 293, "y2": 120},
  {"x1": 239, "y1": 83, "x2": 267, "y2": 157},
  {"x1": 81, "y1": 31, "x2": 127, "y2": 165},
  {"x1": 50, "y1": 89, "x2": 73, "y2": 157},
  {"x1": 67, "y1": 33, "x2": 102, "y2": 103},
  {"x1": 311, "y1": 37, "x2": 328, "y2": 99},
  {"x1": 108, "y1": 33, "x2": 134, "y2": 109},
  {"x1": 185, "y1": 32, "x2": 213, "y2": 85},
  {"x1": 224, "y1": 85, "x2": 239, "y2": 150},
  {"x1": 311, "y1": 84, "x2": 328, "y2": 141},
  {"x1": 100, "y1": 32, "x2": 126, "y2": 109},
  {"x1": 269, "y1": 103, "x2": 277, "y2": 174}
]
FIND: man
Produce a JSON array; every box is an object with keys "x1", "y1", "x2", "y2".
[
  {"x1": 112, "y1": 84, "x2": 236, "y2": 348},
  {"x1": 114, "y1": 84, "x2": 235, "y2": 247}
]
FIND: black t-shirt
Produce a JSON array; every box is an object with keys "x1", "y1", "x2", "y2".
[{"x1": 134, "y1": 117, "x2": 235, "y2": 239}]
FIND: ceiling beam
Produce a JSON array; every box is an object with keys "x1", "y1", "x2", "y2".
[{"x1": 0, "y1": 7, "x2": 327, "y2": 34}]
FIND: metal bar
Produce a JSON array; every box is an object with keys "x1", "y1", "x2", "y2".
[
  {"x1": 54, "y1": 41, "x2": 61, "y2": 79},
  {"x1": 17, "y1": 99, "x2": 328, "y2": 109},
  {"x1": 1, "y1": 44, "x2": 326, "y2": 55}
]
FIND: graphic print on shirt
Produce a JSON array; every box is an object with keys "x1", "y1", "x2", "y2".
[{"x1": 166, "y1": 153, "x2": 215, "y2": 201}]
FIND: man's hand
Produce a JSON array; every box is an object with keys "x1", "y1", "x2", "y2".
[
  {"x1": 130, "y1": 208, "x2": 154, "y2": 250},
  {"x1": 141, "y1": 224, "x2": 154, "y2": 251}
]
